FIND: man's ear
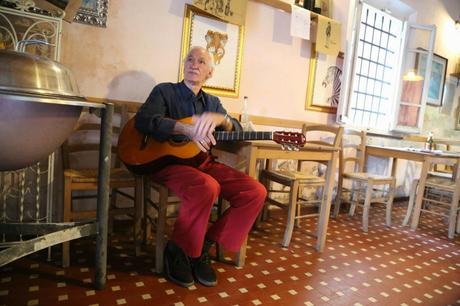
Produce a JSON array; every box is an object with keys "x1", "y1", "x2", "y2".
[{"x1": 206, "y1": 67, "x2": 214, "y2": 80}]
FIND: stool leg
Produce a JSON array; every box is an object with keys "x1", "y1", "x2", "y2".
[
  {"x1": 448, "y1": 187, "x2": 460, "y2": 239},
  {"x1": 333, "y1": 179, "x2": 344, "y2": 218},
  {"x1": 134, "y1": 176, "x2": 144, "y2": 256},
  {"x1": 385, "y1": 180, "x2": 395, "y2": 228},
  {"x1": 155, "y1": 186, "x2": 168, "y2": 274},
  {"x1": 349, "y1": 181, "x2": 361, "y2": 217},
  {"x1": 403, "y1": 179, "x2": 418, "y2": 226},
  {"x1": 362, "y1": 181, "x2": 372, "y2": 232}
]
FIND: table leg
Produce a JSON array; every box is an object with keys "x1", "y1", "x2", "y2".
[
  {"x1": 410, "y1": 157, "x2": 430, "y2": 231},
  {"x1": 247, "y1": 147, "x2": 258, "y2": 179},
  {"x1": 95, "y1": 103, "x2": 113, "y2": 290},
  {"x1": 316, "y1": 151, "x2": 338, "y2": 252}
]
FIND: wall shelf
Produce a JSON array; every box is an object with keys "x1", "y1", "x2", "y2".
[{"x1": 251, "y1": 0, "x2": 335, "y2": 22}]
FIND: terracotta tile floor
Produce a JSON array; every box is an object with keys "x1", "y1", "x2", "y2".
[{"x1": 1, "y1": 202, "x2": 460, "y2": 306}]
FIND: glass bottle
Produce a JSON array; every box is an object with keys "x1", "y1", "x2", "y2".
[
  {"x1": 425, "y1": 132, "x2": 434, "y2": 150},
  {"x1": 241, "y1": 96, "x2": 249, "y2": 129}
]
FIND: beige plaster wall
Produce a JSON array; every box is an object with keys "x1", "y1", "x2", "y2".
[
  {"x1": 61, "y1": 0, "x2": 350, "y2": 125},
  {"x1": 61, "y1": 0, "x2": 460, "y2": 137}
]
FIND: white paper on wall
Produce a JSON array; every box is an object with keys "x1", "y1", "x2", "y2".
[{"x1": 290, "y1": 5, "x2": 310, "y2": 40}]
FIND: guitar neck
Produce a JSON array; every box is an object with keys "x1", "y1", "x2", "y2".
[{"x1": 215, "y1": 131, "x2": 273, "y2": 141}]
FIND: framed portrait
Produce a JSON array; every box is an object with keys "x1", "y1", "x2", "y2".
[
  {"x1": 74, "y1": 0, "x2": 109, "y2": 28},
  {"x1": 179, "y1": 4, "x2": 244, "y2": 97},
  {"x1": 305, "y1": 46, "x2": 344, "y2": 113},
  {"x1": 416, "y1": 51, "x2": 448, "y2": 107}
]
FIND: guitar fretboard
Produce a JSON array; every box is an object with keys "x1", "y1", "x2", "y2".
[{"x1": 215, "y1": 131, "x2": 273, "y2": 141}]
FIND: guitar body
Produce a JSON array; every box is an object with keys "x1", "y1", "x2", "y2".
[{"x1": 118, "y1": 117, "x2": 207, "y2": 174}]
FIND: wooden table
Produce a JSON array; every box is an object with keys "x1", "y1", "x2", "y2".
[
  {"x1": 365, "y1": 145, "x2": 460, "y2": 228},
  {"x1": 216, "y1": 141, "x2": 339, "y2": 253}
]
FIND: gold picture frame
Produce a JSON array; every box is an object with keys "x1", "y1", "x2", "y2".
[
  {"x1": 179, "y1": 4, "x2": 244, "y2": 98},
  {"x1": 305, "y1": 46, "x2": 344, "y2": 113},
  {"x1": 456, "y1": 99, "x2": 460, "y2": 130}
]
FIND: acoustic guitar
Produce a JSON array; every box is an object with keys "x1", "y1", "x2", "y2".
[{"x1": 118, "y1": 116, "x2": 306, "y2": 174}]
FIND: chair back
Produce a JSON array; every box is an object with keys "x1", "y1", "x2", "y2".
[
  {"x1": 433, "y1": 139, "x2": 460, "y2": 174},
  {"x1": 340, "y1": 129, "x2": 366, "y2": 174},
  {"x1": 298, "y1": 124, "x2": 343, "y2": 170},
  {"x1": 62, "y1": 102, "x2": 130, "y2": 170},
  {"x1": 301, "y1": 123, "x2": 343, "y2": 150}
]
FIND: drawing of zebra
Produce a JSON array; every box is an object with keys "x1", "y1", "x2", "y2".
[{"x1": 322, "y1": 65, "x2": 342, "y2": 106}]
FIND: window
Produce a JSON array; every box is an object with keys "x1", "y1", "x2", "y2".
[{"x1": 339, "y1": 1, "x2": 435, "y2": 133}]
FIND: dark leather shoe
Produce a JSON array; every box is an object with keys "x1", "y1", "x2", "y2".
[
  {"x1": 191, "y1": 239, "x2": 217, "y2": 287},
  {"x1": 164, "y1": 241, "x2": 194, "y2": 288}
]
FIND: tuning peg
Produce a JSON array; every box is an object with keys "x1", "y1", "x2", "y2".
[
  {"x1": 294, "y1": 146, "x2": 300, "y2": 151},
  {"x1": 281, "y1": 144, "x2": 286, "y2": 150},
  {"x1": 287, "y1": 145, "x2": 293, "y2": 151}
]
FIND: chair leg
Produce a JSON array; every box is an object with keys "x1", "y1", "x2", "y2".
[
  {"x1": 295, "y1": 188, "x2": 301, "y2": 228},
  {"x1": 155, "y1": 186, "x2": 168, "y2": 274},
  {"x1": 456, "y1": 201, "x2": 460, "y2": 234},
  {"x1": 216, "y1": 197, "x2": 225, "y2": 262},
  {"x1": 362, "y1": 181, "x2": 373, "y2": 232},
  {"x1": 385, "y1": 179, "x2": 396, "y2": 228},
  {"x1": 349, "y1": 181, "x2": 360, "y2": 217},
  {"x1": 282, "y1": 180, "x2": 300, "y2": 247},
  {"x1": 447, "y1": 187, "x2": 460, "y2": 239},
  {"x1": 134, "y1": 176, "x2": 144, "y2": 256},
  {"x1": 403, "y1": 179, "x2": 418, "y2": 226},
  {"x1": 333, "y1": 178, "x2": 344, "y2": 218},
  {"x1": 62, "y1": 177, "x2": 72, "y2": 268},
  {"x1": 144, "y1": 178, "x2": 152, "y2": 244},
  {"x1": 108, "y1": 188, "x2": 117, "y2": 234}
]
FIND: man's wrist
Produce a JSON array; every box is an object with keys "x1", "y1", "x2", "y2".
[{"x1": 223, "y1": 114, "x2": 232, "y2": 130}]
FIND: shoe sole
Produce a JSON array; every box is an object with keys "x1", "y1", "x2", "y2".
[
  {"x1": 164, "y1": 254, "x2": 194, "y2": 288},
  {"x1": 195, "y1": 276, "x2": 217, "y2": 287}
]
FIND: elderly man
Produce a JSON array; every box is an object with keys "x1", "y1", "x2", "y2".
[{"x1": 135, "y1": 46, "x2": 266, "y2": 288}]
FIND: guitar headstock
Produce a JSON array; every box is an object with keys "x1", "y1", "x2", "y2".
[{"x1": 273, "y1": 131, "x2": 306, "y2": 150}]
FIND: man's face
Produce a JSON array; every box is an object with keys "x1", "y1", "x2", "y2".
[{"x1": 184, "y1": 48, "x2": 213, "y2": 85}]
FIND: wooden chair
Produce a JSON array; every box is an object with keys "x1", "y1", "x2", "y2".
[
  {"x1": 333, "y1": 129, "x2": 395, "y2": 232},
  {"x1": 408, "y1": 156, "x2": 460, "y2": 238},
  {"x1": 259, "y1": 124, "x2": 343, "y2": 247},
  {"x1": 402, "y1": 139, "x2": 460, "y2": 226},
  {"x1": 61, "y1": 102, "x2": 144, "y2": 267},
  {"x1": 144, "y1": 180, "x2": 246, "y2": 274}
]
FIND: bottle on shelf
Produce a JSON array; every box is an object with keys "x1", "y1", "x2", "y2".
[
  {"x1": 425, "y1": 132, "x2": 434, "y2": 150},
  {"x1": 303, "y1": 0, "x2": 313, "y2": 10},
  {"x1": 241, "y1": 95, "x2": 249, "y2": 130}
]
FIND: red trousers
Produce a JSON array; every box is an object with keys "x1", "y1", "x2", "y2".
[{"x1": 151, "y1": 156, "x2": 266, "y2": 258}]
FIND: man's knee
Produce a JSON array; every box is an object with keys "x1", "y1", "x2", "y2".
[
  {"x1": 250, "y1": 180, "x2": 267, "y2": 205},
  {"x1": 190, "y1": 174, "x2": 220, "y2": 200}
]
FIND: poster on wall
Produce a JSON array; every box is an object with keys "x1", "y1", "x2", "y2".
[{"x1": 315, "y1": 15, "x2": 340, "y2": 57}]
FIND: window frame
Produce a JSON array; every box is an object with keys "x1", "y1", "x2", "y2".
[{"x1": 338, "y1": 0, "x2": 435, "y2": 135}]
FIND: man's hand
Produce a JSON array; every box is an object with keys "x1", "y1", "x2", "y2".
[
  {"x1": 173, "y1": 113, "x2": 230, "y2": 152},
  {"x1": 192, "y1": 112, "x2": 231, "y2": 152}
]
